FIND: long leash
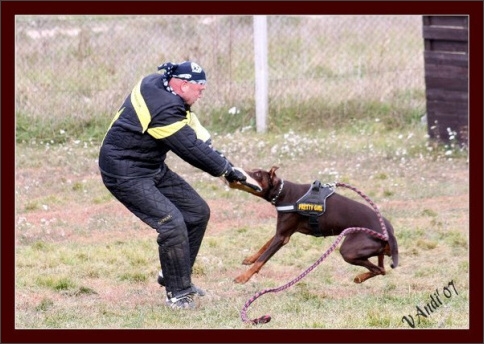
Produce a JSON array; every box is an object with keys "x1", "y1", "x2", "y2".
[{"x1": 240, "y1": 182, "x2": 389, "y2": 325}]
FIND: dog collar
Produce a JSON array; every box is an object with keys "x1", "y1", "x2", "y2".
[{"x1": 270, "y1": 180, "x2": 284, "y2": 205}]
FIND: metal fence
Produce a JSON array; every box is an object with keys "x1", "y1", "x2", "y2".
[{"x1": 15, "y1": 15, "x2": 425, "y2": 131}]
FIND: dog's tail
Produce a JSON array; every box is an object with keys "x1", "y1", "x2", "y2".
[{"x1": 385, "y1": 220, "x2": 399, "y2": 269}]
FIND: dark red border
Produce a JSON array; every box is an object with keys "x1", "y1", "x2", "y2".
[{"x1": 2, "y1": 1, "x2": 482, "y2": 343}]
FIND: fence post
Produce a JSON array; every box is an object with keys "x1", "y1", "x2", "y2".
[{"x1": 253, "y1": 15, "x2": 268, "y2": 133}]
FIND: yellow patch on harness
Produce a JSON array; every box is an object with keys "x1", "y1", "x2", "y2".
[{"x1": 297, "y1": 203, "x2": 324, "y2": 212}]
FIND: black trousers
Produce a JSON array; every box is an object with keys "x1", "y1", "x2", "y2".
[{"x1": 101, "y1": 166, "x2": 210, "y2": 298}]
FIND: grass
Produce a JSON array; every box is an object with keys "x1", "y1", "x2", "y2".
[{"x1": 14, "y1": 122, "x2": 470, "y2": 330}]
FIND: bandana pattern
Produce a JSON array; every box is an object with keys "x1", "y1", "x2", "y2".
[{"x1": 157, "y1": 62, "x2": 178, "y2": 95}]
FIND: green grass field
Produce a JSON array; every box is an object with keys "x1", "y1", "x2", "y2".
[{"x1": 15, "y1": 124, "x2": 469, "y2": 330}]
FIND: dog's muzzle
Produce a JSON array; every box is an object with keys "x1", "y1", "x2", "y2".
[{"x1": 225, "y1": 167, "x2": 262, "y2": 193}]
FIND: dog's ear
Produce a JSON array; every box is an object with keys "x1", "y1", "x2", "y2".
[{"x1": 269, "y1": 166, "x2": 279, "y2": 179}]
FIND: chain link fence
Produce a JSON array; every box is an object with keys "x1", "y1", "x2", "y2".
[{"x1": 15, "y1": 15, "x2": 425, "y2": 133}]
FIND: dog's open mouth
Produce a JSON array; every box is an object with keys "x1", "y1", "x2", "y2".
[{"x1": 227, "y1": 167, "x2": 262, "y2": 193}]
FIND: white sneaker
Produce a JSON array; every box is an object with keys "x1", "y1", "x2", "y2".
[{"x1": 165, "y1": 293, "x2": 196, "y2": 310}]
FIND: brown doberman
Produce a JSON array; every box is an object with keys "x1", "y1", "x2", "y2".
[{"x1": 228, "y1": 166, "x2": 399, "y2": 284}]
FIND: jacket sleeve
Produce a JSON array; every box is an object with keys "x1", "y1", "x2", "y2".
[{"x1": 161, "y1": 124, "x2": 230, "y2": 177}]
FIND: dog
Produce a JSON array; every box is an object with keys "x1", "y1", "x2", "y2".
[{"x1": 228, "y1": 166, "x2": 399, "y2": 284}]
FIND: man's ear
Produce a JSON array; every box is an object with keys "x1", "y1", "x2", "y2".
[
  {"x1": 169, "y1": 78, "x2": 186, "y2": 93},
  {"x1": 180, "y1": 80, "x2": 189, "y2": 92}
]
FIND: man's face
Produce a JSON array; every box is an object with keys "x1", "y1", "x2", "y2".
[{"x1": 180, "y1": 81, "x2": 206, "y2": 106}]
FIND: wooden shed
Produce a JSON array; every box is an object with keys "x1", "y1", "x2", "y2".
[{"x1": 422, "y1": 16, "x2": 468, "y2": 147}]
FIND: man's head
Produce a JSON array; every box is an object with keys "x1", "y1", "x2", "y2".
[
  {"x1": 170, "y1": 61, "x2": 206, "y2": 85},
  {"x1": 158, "y1": 61, "x2": 207, "y2": 106}
]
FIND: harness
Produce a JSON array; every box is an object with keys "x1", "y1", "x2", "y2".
[
  {"x1": 241, "y1": 182, "x2": 391, "y2": 325},
  {"x1": 275, "y1": 181, "x2": 335, "y2": 237}
]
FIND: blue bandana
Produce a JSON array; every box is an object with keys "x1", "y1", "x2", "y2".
[{"x1": 157, "y1": 61, "x2": 206, "y2": 94}]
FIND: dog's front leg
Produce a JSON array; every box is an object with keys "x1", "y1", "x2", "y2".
[
  {"x1": 234, "y1": 235, "x2": 289, "y2": 284},
  {"x1": 242, "y1": 235, "x2": 275, "y2": 265}
]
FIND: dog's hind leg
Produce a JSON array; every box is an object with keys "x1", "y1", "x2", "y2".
[
  {"x1": 352, "y1": 253, "x2": 387, "y2": 283},
  {"x1": 242, "y1": 236, "x2": 275, "y2": 265},
  {"x1": 340, "y1": 234, "x2": 387, "y2": 283}
]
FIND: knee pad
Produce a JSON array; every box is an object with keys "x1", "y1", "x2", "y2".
[
  {"x1": 156, "y1": 214, "x2": 188, "y2": 247},
  {"x1": 185, "y1": 199, "x2": 211, "y2": 227}
]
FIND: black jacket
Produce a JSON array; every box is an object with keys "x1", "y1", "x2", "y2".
[{"x1": 99, "y1": 73, "x2": 229, "y2": 178}]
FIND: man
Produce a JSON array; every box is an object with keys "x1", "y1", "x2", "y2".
[{"x1": 98, "y1": 61, "x2": 247, "y2": 310}]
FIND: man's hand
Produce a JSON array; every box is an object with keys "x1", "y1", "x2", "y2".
[{"x1": 224, "y1": 167, "x2": 247, "y2": 183}]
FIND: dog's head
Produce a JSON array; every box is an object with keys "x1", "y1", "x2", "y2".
[{"x1": 227, "y1": 166, "x2": 281, "y2": 200}]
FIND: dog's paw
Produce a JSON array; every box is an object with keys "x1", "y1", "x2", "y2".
[
  {"x1": 234, "y1": 275, "x2": 248, "y2": 284},
  {"x1": 242, "y1": 258, "x2": 255, "y2": 265}
]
